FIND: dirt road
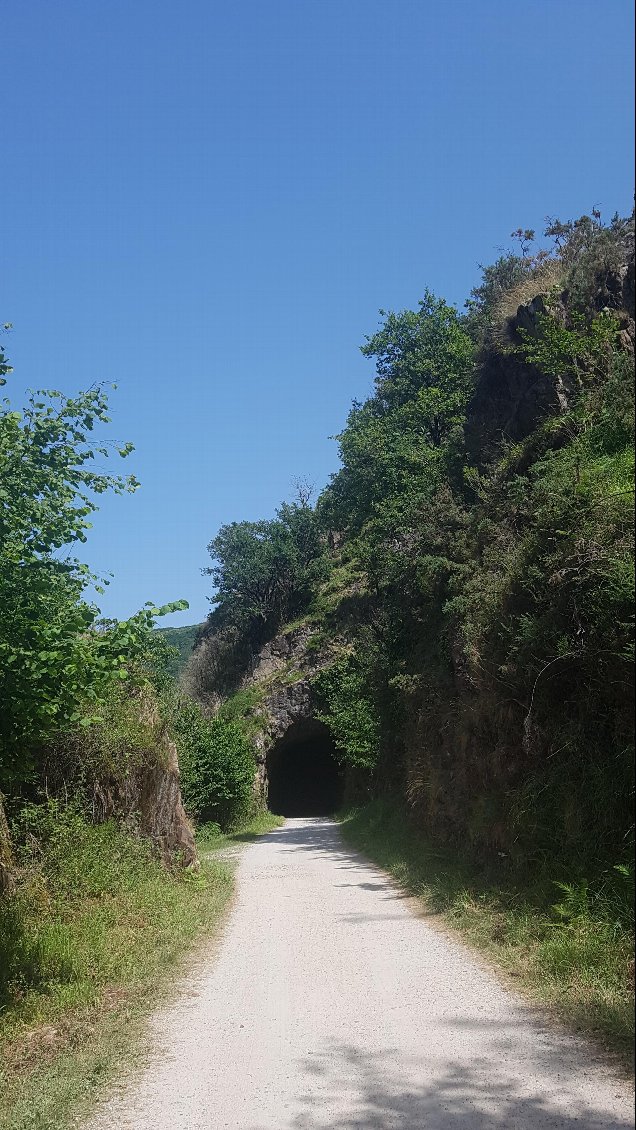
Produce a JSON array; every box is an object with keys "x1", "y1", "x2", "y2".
[{"x1": 88, "y1": 818, "x2": 633, "y2": 1129}]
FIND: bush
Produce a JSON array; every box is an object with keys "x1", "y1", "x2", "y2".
[
  {"x1": 169, "y1": 695, "x2": 256, "y2": 830},
  {"x1": 313, "y1": 651, "x2": 381, "y2": 770}
]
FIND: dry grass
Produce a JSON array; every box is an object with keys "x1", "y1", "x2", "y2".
[{"x1": 490, "y1": 259, "x2": 566, "y2": 351}]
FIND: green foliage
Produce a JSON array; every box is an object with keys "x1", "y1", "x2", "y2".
[
  {"x1": 556, "y1": 208, "x2": 634, "y2": 311},
  {"x1": 463, "y1": 208, "x2": 634, "y2": 343},
  {"x1": 0, "y1": 342, "x2": 188, "y2": 788},
  {"x1": 516, "y1": 308, "x2": 621, "y2": 378},
  {"x1": 0, "y1": 800, "x2": 226, "y2": 1006},
  {"x1": 314, "y1": 652, "x2": 381, "y2": 769},
  {"x1": 318, "y1": 256, "x2": 632, "y2": 874},
  {"x1": 40, "y1": 678, "x2": 169, "y2": 792},
  {"x1": 0, "y1": 382, "x2": 137, "y2": 560},
  {"x1": 552, "y1": 863, "x2": 634, "y2": 933},
  {"x1": 168, "y1": 694, "x2": 256, "y2": 830},
  {"x1": 0, "y1": 596, "x2": 188, "y2": 791},
  {"x1": 216, "y1": 686, "x2": 266, "y2": 731},
  {"x1": 156, "y1": 623, "x2": 202, "y2": 679},
  {"x1": 464, "y1": 252, "x2": 539, "y2": 339},
  {"x1": 442, "y1": 309, "x2": 635, "y2": 869},
  {"x1": 194, "y1": 208, "x2": 634, "y2": 889},
  {"x1": 194, "y1": 494, "x2": 328, "y2": 703},
  {"x1": 319, "y1": 292, "x2": 474, "y2": 537},
  {"x1": 194, "y1": 810, "x2": 283, "y2": 854},
  {"x1": 463, "y1": 309, "x2": 634, "y2": 690},
  {"x1": 206, "y1": 500, "x2": 325, "y2": 632}
]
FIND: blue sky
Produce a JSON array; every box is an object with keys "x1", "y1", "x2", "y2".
[{"x1": 3, "y1": 0, "x2": 634, "y2": 627}]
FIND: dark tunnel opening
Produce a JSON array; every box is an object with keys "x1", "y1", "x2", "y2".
[{"x1": 266, "y1": 720, "x2": 344, "y2": 817}]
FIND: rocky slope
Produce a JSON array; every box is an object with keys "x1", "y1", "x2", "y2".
[{"x1": 189, "y1": 229, "x2": 635, "y2": 871}]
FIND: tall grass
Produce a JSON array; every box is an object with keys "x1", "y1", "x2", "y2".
[{"x1": 0, "y1": 803, "x2": 234, "y2": 1130}]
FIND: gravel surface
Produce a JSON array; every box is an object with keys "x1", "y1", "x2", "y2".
[{"x1": 87, "y1": 818, "x2": 634, "y2": 1129}]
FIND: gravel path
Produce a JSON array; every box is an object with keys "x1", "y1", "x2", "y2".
[{"x1": 88, "y1": 818, "x2": 634, "y2": 1129}]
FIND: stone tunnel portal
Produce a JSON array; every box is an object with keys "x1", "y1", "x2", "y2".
[{"x1": 266, "y1": 720, "x2": 344, "y2": 817}]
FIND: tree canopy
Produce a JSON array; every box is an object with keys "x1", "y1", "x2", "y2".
[{"x1": 0, "y1": 356, "x2": 185, "y2": 788}]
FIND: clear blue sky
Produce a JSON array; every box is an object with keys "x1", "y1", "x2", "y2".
[{"x1": 3, "y1": 0, "x2": 634, "y2": 626}]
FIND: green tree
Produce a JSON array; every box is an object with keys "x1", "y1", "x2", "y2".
[
  {"x1": 206, "y1": 499, "x2": 323, "y2": 631},
  {"x1": 0, "y1": 357, "x2": 186, "y2": 787},
  {"x1": 319, "y1": 291, "x2": 474, "y2": 537}
]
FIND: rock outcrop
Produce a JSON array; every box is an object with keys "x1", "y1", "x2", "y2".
[
  {"x1": 93, "y1": 707, "x2": 197, "y2": 868},
  {"x1": 236, "y1": 624, "x2": 335, "y2": 799},
  {"x1": 466, "y1": 256, "x2": 635, "y2": 466}
]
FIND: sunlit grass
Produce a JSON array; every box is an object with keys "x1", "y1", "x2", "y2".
[
  {"x1": 0, "y1": 808, "x2": 245, "y2": 1130},
  {"x1": 195, "y1": 810, "x2": 284, "y2": 854}
]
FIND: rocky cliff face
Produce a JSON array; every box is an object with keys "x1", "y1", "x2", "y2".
[
  {"x1": 466, "y1": 257, "x2": 635, "y2": 465},
  {"x1": 93, "y1": 733, "x2": 197, "y2": 869},
  {"x1": 0, "y1": 711, "x2": 197, "y2": 892},
  {"x1": 91, "y1": 693, "x2": 197, "y2": 867},
  {"x1": 234, "y1": 624, "x2": 335, "y2": 799},
  {"x1": 42, "y1": 694, "x2": 199, "y2": 870}
]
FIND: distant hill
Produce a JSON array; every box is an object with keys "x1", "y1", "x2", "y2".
[{"x1": 157, "y1": 623, "x2": 202, "y2": 679}]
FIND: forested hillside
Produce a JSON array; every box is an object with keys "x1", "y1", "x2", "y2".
[
  {"x1": 157, "y1": 623, "x2": 202, "y2": 678},
  {"x1": 191, "y1": 208, "x2": 634, "y2": 873},
  {"x1": 187, "y1": 208, "x2": 635, "y2": 1044}
]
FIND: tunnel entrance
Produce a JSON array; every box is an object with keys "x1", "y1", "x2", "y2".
[{"x1": 266, "y1": 720, "x2": 344, "y2": 817}]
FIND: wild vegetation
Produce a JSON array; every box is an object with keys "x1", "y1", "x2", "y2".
[
  {"x1": 190, "y1": 207, "x2": 635, "y2": 1052},
  {"x1": 0, "y1": 806, "x2": 234, "y2": 1130},
  {"x1": 1, "y1": 204, "x2": 634, "y2": 1116},
  {"x1": 341, "y1": 800, "x2": 634, "y2": 1058},
  {"x1": 0, "y1": 333, "x2": 264, "y2": 1127}
]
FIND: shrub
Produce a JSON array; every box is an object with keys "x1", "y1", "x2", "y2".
[
  {"x1": 313, "y1": 651, "x2": 381, "y2": 770},
  {"x1": 169, "y1": 695, "x2": 256, "y2": 830}
]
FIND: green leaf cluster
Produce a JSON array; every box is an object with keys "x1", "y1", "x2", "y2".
[
  {"x1": 168, "y1": 694, "x2": 256, "y2": 830},
  {"x1": 313, "y1": 652, "x2": 381, "y2": 770},
  {"x1": 0, "y1": 348, "x2": 188, "y2": 789},
  {"x1": 205, "y1": 499, "x2": 325, "y2": 636}
]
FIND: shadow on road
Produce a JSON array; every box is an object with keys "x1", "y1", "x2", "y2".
[
  {"x1": 252, "y1": 818, "x2": 406, "y2": 886},
  {"x1": 244, "y1": 821, "x2": 634, "y2": 1130},
  {"x1": 246, "y1": 1042, "x2": 633, "y2": 1129}
]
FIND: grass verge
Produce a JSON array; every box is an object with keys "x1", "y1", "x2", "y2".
[
  {"x1": 195, "y1": 810, "x2": 284, "y2": 855},
  {"x1": 0, "y1": 803, "x2": 276, "y2": 1130},
  {"x1": 339, "y1": 800, "x2": 634, "y2": 1066}
]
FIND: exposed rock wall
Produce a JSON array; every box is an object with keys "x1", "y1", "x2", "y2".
[
  {"x1": 34, "y1": 693, "x2": 199, "y2": 869},
  {"x1": 237, "y1": 625, "x2": 335, "y2": 800},
  {"x1": 93, "y1": 727, "x2": 197, "y2": 868},
  {"x1": 466, "y1": 258, "x2": 635, "y2": 465}
]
